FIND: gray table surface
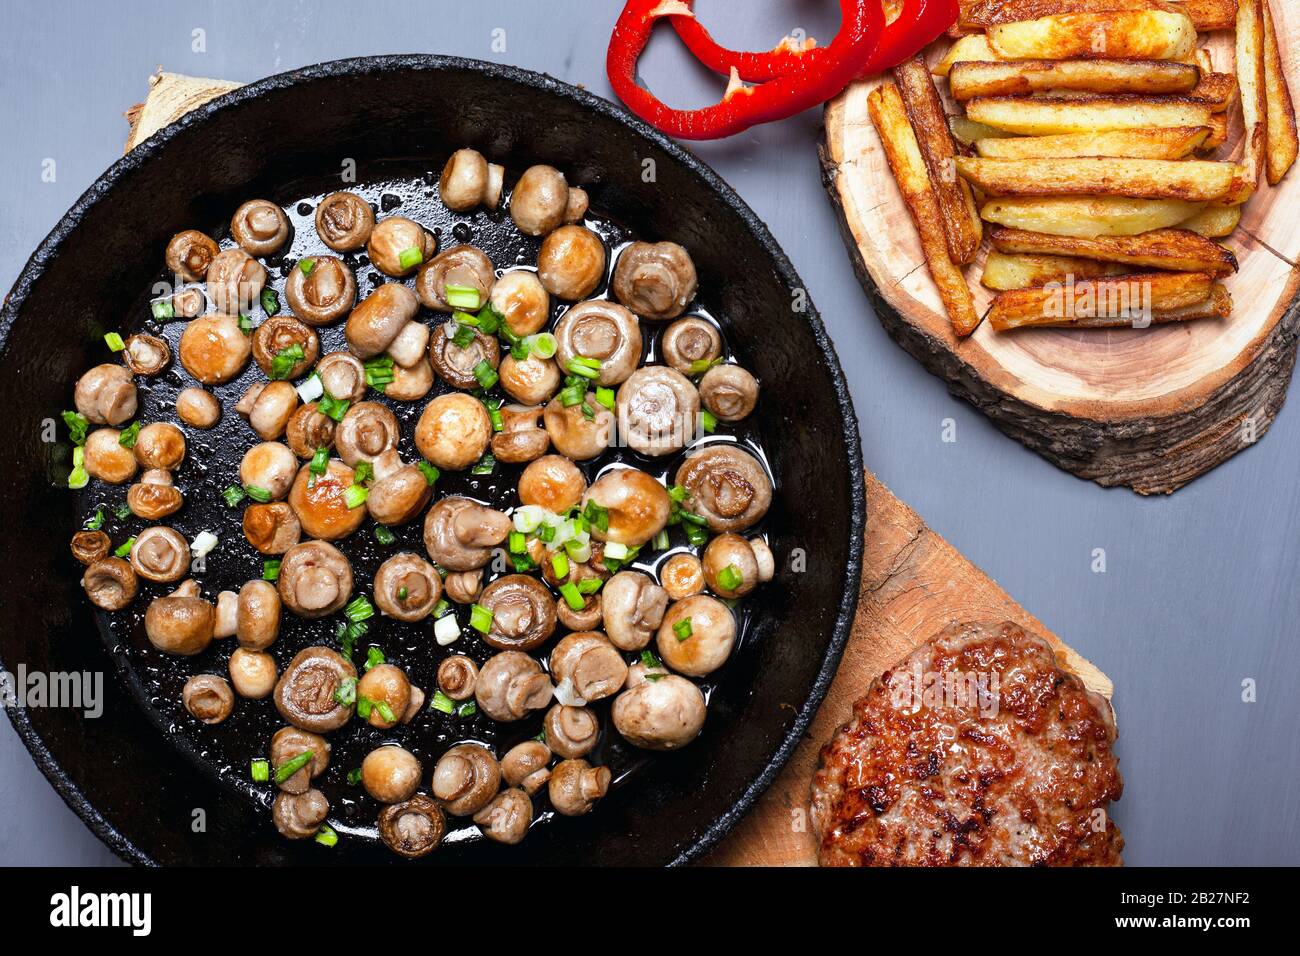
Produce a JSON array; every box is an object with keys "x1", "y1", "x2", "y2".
[{"x1": 2, "y1": 0, "x2": 1297, "y2": 867}]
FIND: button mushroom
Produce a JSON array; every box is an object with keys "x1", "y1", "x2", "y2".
[
  {"x1": 165, "y1": 230, "x2": 220, "y2": 282},
  {"x1": 334, "y1": 402, "x2": 399, "y2": 466},
  {"x1": 656, "y1": 594, "x2": 735, "y2": 677},
  {"x1": 229, "y1": 647, "x2": 278, "y2": 699},
  {"x1": 145, "y1": 593, "x2": 215, "y2": 655},
  {"x1": 175, "y1": 387, "x2": 221, "y2": 429},
  {"x1": 542, "y1": 392, "x2": 614, "y2": 460},
  {"x1": 285, "y1": 255, "x2": 356, "y2": 326},
  {"x1": 554, "y1": 301, "x2": 642, "y2": 387},
  {"x1": 499, "y1": 353, "x2": 561, "y2": 407},
  {"x1": 476, "y1": 574, "x2": 557, "y2": 651},
  {"x1": 699, "y1": 364, "x2": 759, "y2": 423},
  {"x1": 315, "y1": 191, "x2": 375, "y2": 252},
  {"x1": 659, "y1": 316, "x2": 722, "y2": 375},
  {"x1": 416, "y1": 245, "x2": 496, "y2": 312},
  {"x1": 384, "y1": 358, "x2": 435, "y2": 402},
  {"x1": 675, "y1": 445, "x2": 772, "y2": 532},
  {"x1": 612, "y1": 673, "x2": 707, "y2": 751},
  {"x1": 367, "y1": 216, "x2": 437, "y2": 277},
  {"x1": 240, "y1": 441, "x2": 298, "y2": 502},
  {"x1": 230, "y1": 199, "x2": 290, "y2": 257},
  {"x1": 538, "y1": 226, "x2": 606, "y2": 301},
  {"x1": 509, "y1": 164, "x2": 585, "y2": 236},
  {"x1": 612, "y1": 241, "x2": 697, "y2": 321},
  {"x1": 132, "y1": 422, "x2": 186, "y2": 471},
  {"x1": 277, "y1": 539, "x2": 353, "y2": 619},
  {"x1": 415, "y1": 394, "x2": 492, "y2": 472},
  {"x1": 518, "y1": 454, "x2": 587, "y2": 514},
  {"x1": 270, "y1": 726, "x2": 330, "y2": 794},
  {"x1": 215, "y1": 590, "x2": 238, "y2": 639},
  {"x1": 444, "y1": 569, "x2": 483, "y2": 605},
  {"x1": 287, "y1": 458, "x2": 366, "y2": 540},
  {"x1": 127, "y1": 469, "x2": 183, "y2": 520},
  {"x1": 373, "y1": 553, "x2": 442, "y2": 622},
  {"x1": 82, "y1": 428, "x2": 137, "y2": 484},
  {"x1": 179, "y1": 314, "x2": 252, "y2": 385},
  {"x1": 440, "y1": 148, "x2": 505, "y2": 211},
  {"x1": 432, "y1": 743, "x2": 501, "y2": 816},
  {"x1": 345, "y1": 282, "x2": 419, "y2": 359},
  {"x1": 473, "y1": 788, "x2": 532, "y2": 845},
  {"x1": 581, "y1": 468, "x2": 671, "y2": 547},
  {"x1": 547, "y1": 759, "x2": 610, "y2": 816},
  {"x1": 427, "y1": 323, "x2": 500, "y2": 390},
  {"x1": 236, "y1": 578, "x2": 281, "y2": 649},
  {"x1": 233, "y1": 381, "x2": 295, "y2": 441},
  {"x1": 75, "y1": 364, "x2": 137, "y2": 426},
  {"x1": 475, "y1": 651, "x2": 554, "y2": 722},
  {"x1": 437, "y1": 655, "x2": 479, "y2": 701},
  {"x1": 491, "y1": 404, "x2": 551, "y2": 464},
  {"x1": 81, "y1": 557, "x2": 137, "y2": 611},
  {"x1": 489, "y1": 270, "x2": 550, "y2": 337},
  {"x1": 367, "y1": 458, "x2": 433, "y2": 527},
  {"x1": 252, "y1": 315, "x2": 320, "y2": 380},
  {"x1": 171, "y1": 285, "x2": 207, "y2": 319},
  {"x1": 274, "y1": 645, "x2": 356, "y2": 731},
  {"x1": 357, "y1": 663, "x2": 413, "y2": 730},
  {"x1": 501, "y1": 740, "x2": 552, "y2": 795},
  {"x1": 557, "y1": 591, "x2": 602, "y2": 632},
  {"x1": 550, "y1": 631, "x2": 628, "y2": 704},
  {"x1": 544, "y1": 704, "x2": 600, "y2": 759},
  {"x1": 206, "y1": 247, "x2": 268, "y2": 315},
  {"x1": 316, "y1": 351, "x2": 368, "y2": 402},
  {"x1": 616, "y1": 366, "x2": 699, "y2": 456},
  {"x1": 183, "y1": 675, "x2": 234, "y2": 725},
  {"x1": 272, "y1": 789, "x2": 330, "y2": 840},
  {"x1": 702, "y1": 533, "x2": 773, "y2": 599},
  {"x1": 361, "y1": 745, "x2": 422, "y2": 804},
  {"x1": 422, "y1": 497, "x2": 511, "y2": 571},
  {"x1": 378, "y1": 794, "x2": 446, "y2": 858},
  {"x1": 71, "y1": 530, "x2": 111, "y2": 566},
  {"x1": 661, "y1": 552, "x2": 705, "y2": 600},
  {"x1": 243, "y1": 501, "x2": 301, "y2": 555},
  {"x1": 130, "y1": 526, "x2": 189, "y2": 583},
  {"x1": 387, "y1": 319, "x2": 430, "y2": 369},
  {"x1": 601, "y1": 570, "x2": 669, "y2": 651},
  {"x1": 122, "y1": 333, "x2": 170, "y2": 377},
  {"x1": 285, "y1": 402, "x2": 335, "y2": 459}
]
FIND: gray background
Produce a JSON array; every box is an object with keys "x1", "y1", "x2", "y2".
[{"x1": 1, "y1": 0, "x2": 1296, "y2": 866}]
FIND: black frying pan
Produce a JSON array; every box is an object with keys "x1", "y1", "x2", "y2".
[{"x1": 0, "y1": 55, "x2": 864, "y2": 865}]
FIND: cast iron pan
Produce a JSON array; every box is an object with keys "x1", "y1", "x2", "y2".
[{"x1": 0, "y1": 55, "x2": 864, "y2": 865}]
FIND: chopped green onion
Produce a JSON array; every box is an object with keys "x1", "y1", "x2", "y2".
[
  {"x1": 451, "y1": 323, "x2": 476, "y2": 349},
  {"x1": 344, "y1": 483, "x2": 368, "y2": 509},
  {"x1": 673, "y1": 617, "x2": 693, "y2": 641},
  {"x1": 551, "y1": 552, "x2": 570, "y2": 580},
  {"x1": 445, "y1": 284, "x2": 482, "y2": 310},
  {"x1": 222, "y1": 485, "x2": 247, "y2": 507},
  {"x1": 374, "y1": 525, "x2": 396, "y2": 545},
  {"x1": 511, "y1": 339, "x2": 530, "y2": 361},
  {"x1": 430, "y1": 690, "x2": 455, "y2": 714},
  {"x1": 457, "y1": 700, "x2": 478, "y2": 718},
  {"x1": 355, "y1": 696, "x2": 373, "y2": 719},
  {"x1": 508, "y1": 530, "x2": 527, "y2": 555},
  {"x1": 365, "y1": 646, "x2": 386, "y2": 671},
  {"x1": 644, "y1": 671, "x2": 667, "y2": 682},
  {"x1": 566, "y1": 356, "x2": 601, "y2": 379},
  {"x1": 117, "y1": 421, "x2": 142, "y2": 449},
  {"x1": 679, "y1": 509, "x2": 708, "y2": 527},
  {"x1": 432, "y1": 598, "x2": 451, "y2": 619},
  {"x1": 298, "y1": 257, "x2": 316, "y2": 275},
  {"x1": 580, "y1": 402, "x2": 595, "y2": 421},
  {"x1": 309, "y1": 446, "x2": 329, "y2": 476},
  {"x1": 261, "y1": 287, "x2": 280, "y2": 316},
  {"x1": 701, "y1": 410, "x2": 718, "y2": 434},
  {"x1": 238, "y1": 313, "x2": 253, "y2": 335},
  {"x1": 583, "y1": 499, "x2": 610, "y2": 533},
  {"x1": 352, "y1": 460, "x2": 375, "y2": 486},
  {"x1": 333, "y1": 676, "x2": 357, "y2": 706},
  {"x1": 151, "y1": 299, "x2": 175, "y2": 321},
  {"x1": 668, "y1": 484, "x2": 688, "y2": 503},
  {"x1": 114, "y1": 503, "x2": 132, "y2": 520},
  {"x1": 469, "y1": 604, "x2": 494, "y2": 633},
  {"x1": 315, "y1": 824, "x2": 338, "y2": 847},
  {"x1": 471, "y1": 453, "x2": 496, "y2": 475},
  {"x1": 67, "y1": 447, "x2": 89, "y2": 490},
  {"x1": 537, "y1": 522, "x2": 556, "y2": 544},
  {"x1": 603, "y1": 541, "x2": 629, "y2": 562},
  {"x1": 397, "y1": 246, "x2": 423, "y2": 270},
  {"x1": 717, "y1": 563, "x2": 743, "y2": 592},
  {"x1": 317, "y1": 392, "x2": 349, "y2": 422},
  {"x1": 689, "y1": 357, "x2": 723, "y2": 376},
  {"x1": 244, "y1": 484, "x2": 272, "y2": 503},
  {"x1": 337, "y1": 621, "x2": 368, "y2": 659},
  {"x1": 250, "y1": 759, "x2": 270, "y2": 783},
  {"x1": 347, "y1": 768, "x2": 363, "y2": 786},
  {"x1": 85, "y1": 509, "x2": 105, "y2": 531},
  {"x1": 61, "y1": 410, "x2": 89, "y2": 446},
  {"x1": 559, "y1": 383, "x2": 585, "y2": 407},
  {"x1": 595, "y1": 386, "x2": 616, "y2": 411},
  {"x1": 564, "y1": 537, "x2": 592, "y2": 564},
  {"x1": 482, "y1": 396, "x2": 504, "y2": 432},
  {"x1": 473, "y1": 360, "x2": 499, "y2": 390},
  {"x1": 345, "y1": 595, "x2": 375, "y2": 623},
  {"x1": 273, "y1": 749, "x2": 315, "y2": 785},
  {"x1": 474, "y1": 303, "x2": 501, "y2": 335},
  {"x1": 397, "y1": 586, "x2": 408, "y2": 601},
  {"x1": 652, "y1": 529, "x2": 670, "y2": 551},
  {"x1": 114, "y1": 537, "x2": 135, "y2": 558},
  {"x1": 558, "y1": 581, "x2": 585, "y2": 611},
  {"x1": 417, "y1": 460, "x2": 440, "y2": 486},
  {"x1": 527, "y1": 332, "x2": 558, "y2": 359},
  {"x1": 104, "y1": 332, "x2": 125, "y2": 352},
  {"x1": 577, "y1": 576, "x2": 604, "y2": 596},
  {"x1": 640, "y1": 650, "x2": 662, "y2": 669},
  {"x1": 364, "y1": 355, "x2": 395, "y2": 388},
  {"x1": 685, "y1": 522, "x2": 709, "y2": 547},
  {"x1": 376, "y1": 700, "x2": 396, "y2": 723},
  {"x1": 263, "y1": 559, "x2": 281, "y2": 581},
  {"x1": 270, "y1": 344, "x2": 305, "y2": 380}
]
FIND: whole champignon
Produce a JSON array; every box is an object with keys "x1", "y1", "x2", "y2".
[
  {"x1": 542, "y1": 392, "x2": 614, "y2": 461},
  {"x1": 378, "y1": 794, "x2": 446, "y2": 858},
  {"x1": 476, "y1": 575, "x2": 557, "y2": 651},
  {"x1": 130, "y1": 526, "x2": 189, "y2": 583},
  {"x1": 565, "y1": 187, "x2": 590, "y2": 223},
  {"x1": 432, "y1": 744, "x2": 501, "y2": 816},
  {"x1": 145, "y1": 594, "x2": 215, "y2": 656},
  {"x1": 361, "y1": 745, "x2": 423, "y2": 804},
  {"x1": 612, "y1": 674, "x2": 707, "y2": 751},
  {"x1": 165, "y1": 229, "x2": 220, "y2": 281},
  {"x1": 554, "y1": 301, "x2": 643, "y2": 386},
  {"x1": 518, "y1": 454, "x2": 587, "y2": 514},
  {"x1": 475, "y1": 651, "x2": 554, "y2": 722},
  {"x1": 206, "y1": 247, "x2": 267, "y2": 315},
  {"x1": 214, "y1": 590, "x2": 237, "y2": 638},
  {"x1": 179, "y1": 314, "x2": 252, "y2": 385},
  {"x1": 675, "y1": 445, "x2": 772, "y2": 532},
  {"x1": 661, "y1": 553, "x2": 704, "y2": 600},
  {"x1": 183, "y1": 675, "x2": 234, "y2": 725},
  {"x1": 427, "y1": 323, "x2": 500, "y2": 390},
  {"x1": 491, "y1": 404, "x2": 550, "y2": 464},
  {"x1": 699, "y1": 365, "x2": 759, "y2": 422},
  {"x1": 367, "y1": 459, "x2": 433, "y2": 527},
  {"x1": 253, "y1": 315, "x2": 320, "y2": 379},
  {"x1": 277, "y1": 540, "x2": 354, "y2": 619},
  {"x1": 547, "y1": 759, "x2": 611, "y2": 817},
  {"x1": 550, "y1": 631, "x2": 628, "y2": 704},
  {"x1": 171, "y1": 285, "x2": 206, "y2": 319},
  {"x1": 272, "y1": 789, "x2": 329, "y2": 840},
  {"x1": 537, "y1": 226, "x2": 606, "y2": 301},
  {"x1": 285, "y1": 402, "x2": 335, "y2": 459},
  {"x1": 612, "y1": 241, "x2": 698, "y2": 321},
  {"x1": 422, "y1": 497, "x2": 511, "y2": 571},
  {"x1": 384, "y1": 359, "x2": 434, "y2": 401},
  {"x1": 284, "y1": 255, "x2": 356, "y2": 326},
  {"x1": 660, "y1": 317, "x2": 722, "y2": 375},
  {"x1": 357, "y1": 663, "x2": 412, "y2": 730},
  {"x1": 231, "y1": 199, "x2": 290, "y2": 256},
  {"x1": 601, "y1": 570, "x2": 669, "y2": 651},
  {"x1": 274, "y1": 645, "x2": 356, "y2": 731},
  {"x1": 624, "y1": 658, "x2": 668, "y2": 690},
  {"x1": 544, "y1": 704, "x2": 600, "y2": 759},
  {"x1": 236, "y1": 578, "x2": 281, "y2": 649},
  {"x1": 510, "y1": 164, "x2": 583, "y2": 236},
  {"x1": 81, "y1": 557, "x2": 137, "y2": 611},
  {"x1": 315, "y1": 191, "x2": 375, "y2": 252},
  {"x1": 75, "y1": 364, "x2": 137, "y2": 426},
  {"x1": 344, "y1": 282, "x2": 419, "y2": 359},
  {"x1": 415, "y1": 393, "x2": 492, "y2": 471},
  {"x1": 316, "y1": 351, "x2": 368, "y2": 402},
  {"x1": 175, "y1": 387, "x2": 221, "y2": 429},
  {"x1": 127, "y1": 469, "x2": 183, "y2": 520},
  {"x1": 416, "y1": 245, "x2": 496, "y2": 312},
  {"x1": 489, "y1": 270, "x2": 550, "y2": 337},
  {"x1": 287, "y1": 459, "x2": 366, "y2": 540},
  {"x1": 387, "y1": 319, "x2": 429, "y2": 368},
  {"x1": 240, "y1": 441, "x2": 298, "y2": 501},
  {"x1": 440, "y1": 148, "x2": 505, "y2": 211},
  {"x1": 133, "y1": 422, "x2": 186, "y2": 471},
  {"x1": 83, "y1": 429, "x2": 137, "y2": 484},
  {"x1": 473, "y1": 788, "x2": 532, "y2": 845},
  {"x1": 656, "y1": 593, "x2": 736, "y2": 677},
  {"x1": 437, "y1": 655, "x2": 479, "y2": 701},
  {"x1": 71, "y1": 530, "x2": 110, "y2": 566},
  {"x1": 581, "y1": 468, "x2": 671, "y2": 547},
  {"x1": 539, "y1": 540, "x2": 608, "y2": 591},
  {"x1": 367, "y1": 216, "x2": 437, "y2": 277},
  {"x1": 501, "y1": 740, "x2": 552, "y2": 795},
  {"x1": 122, "y1": 334, "x2": 170, "y2": 376},
  {"x1": 235, "y1": 382, "x2": 296, "y2": 441},
  {"x1": 374, "y1": 554, "x2": 441, "y2": 622},
  {"x1": 616, "y1": 366, "x2": 700, "y2": 456},
  {"x1": 702, "y1": 533, "x2": 773, "y2": 598},
  {"x1": 243, "y1": 502, "x2": 301, "y2": 555},
  {"x1": 228, "y1": 648, "x2": 277, "y2": 699},
  {"x1": 271, "y1": 726, "x2": 330, "y2": 794},
  {"x1": 557, "y1": 591, "x2": 602, "y2": 631},
  {"x1": 499, "y1": 354, "x2": 561, "y2": 407},
  {"x1": 334, "y1": 402, "x2": 399, "y2": 466}
]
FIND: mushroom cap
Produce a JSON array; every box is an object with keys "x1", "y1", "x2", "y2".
[
  {"x1": 165, "y1": 229, "x2": 220, "y2": 282},
  {"x1": 367, "y1": 216, "x2": 437, "y2": 277},
  {"x1": 285, "y1": 402, "x2": 335, "y2": 459},
  {"x1": 660, "y1": 552, "x2": 705, "y2": 600},
  {"x1": 501, "y1": 740, "x2": 552, "y2": 794},
  {"x1": 241, "y1": 381, "x2": 300, "y2": 441},
  {"x1": 374, "y1": 552, "x2": 442, "y2": 622},
  {"x1": 179, "y1": 314, "x2": 253, "y2": 384},
  {"x1": 473, "y1": 788, "x2": 532, "y2": 845},
  {"x1": 183, "y1": 675, "x2": 235, "y2": 725},
  {"x1": 81, "y1": 557, "x2": 137, "y2": 611},
  {"x1": 550, "y1": 631, "x2": 628, "y2": 704},
  {"x1": 387, "y1": 319, "x2": 430, "y2": 368},
  {"x1": 554, "y1": 300, "x2": 643, "y2": 386},
  {"x1": 270, "y1": 726, "x2": 330, "y2": 794},
  {"x1": 127, "y1": 472, "x2": 183, "y2": 520},
  {"x1": 171, "y1": 286, "x2": 207, "y2": 319},
  {"x1": 272, "y1": 788, "x2": 330, "y2": 840},
  {"x1": 284, "y1": 255, "x2": 357, "y2": 326},
  {"x1": 243, "y1": 501, "x2": 302, "y2": 555},
  {"x1": 416, "y1": 245, "x2": 496, "y2": 312},
  {"x1": 240, "y1": 441, "x2": 298, "y2": 501},
  {"x1": 378, "y1": 794, "x2": 446, "y2": 858},
  {"x1": 344, "y1": 282, "x2": 419, "y2": 358},
  {"x1": 228, "y1": 648, "x2": 278, "y2": 699},
  {"x1": 616, "y1": 366, "x2": 700, "y2": 456},
  {"x1": 612, "y1": 241, "x2": 698, "y2": 321},
  {"x1": 415, "y1": 393, "x2": 492, "y2": 471},
  {"x1": 252, "y1": 316, "x2": 320, "y2": 380},
  {"x1": 612, "y1": 674, "x2": 707, "y2": 750},
  {"x1": 206, "y1": 247, "x2": 268, "y2": 314},
  {"x1": 122, "y1": 333, "x2": 171, "y2": 376},
  {"x1": 542, "y1": 392, "x2": 614, "y2": 460},
  {"x1": 674, "y1": 445, "x2": 773, "y2": 532},
  {"x1": 499, "y1": 353, "x2": 561, "y2": 406},
  {"x1": 71, "y1": 530, "x2": 111, "y2": 566},
  {"x1": 477, "y1": 574, "x2": 557, "y2": 651},
  {"x1": 357, "y1": 663, "x2": 412, "y2": 730},
  {"x1": 547, "y1": 759, "x2": 611, "y2": 816},
  {"x1": 367, "y1": 464, "x2": 434, "y2": 527},
  {"x1": 334, "y1": 401, "x2": 400, "y2": 466},
  {"x1": 537, "y1": 225, "x2": 606, "y2": 301},
  {"x1": 557, "y1": 591, "x2": 603, "y2": 631},
  {"x1": 427, "y1": 323, "x2": 500, "y2": 390},
  {"x1": 83, "y1": 428, "x2": 138, "y2": 484},
  {"x1": 660, "y1": 317, "x2": 722, "y2": 375},
  {"x1": 133, "y1": 422, "x2": 187, "y2": 471},
  {"x1": 601, "y1": 570, "x2": 669, "y2": 651},
  {"x1": 440, "y1": 148, "x2": 501, "y2": 211},
  {"x1": 437, "y1": 655, "x2": 479, "y2": 701},
  {"x1": 422, "y1": 497, "x2": 511, "y2": 571},
  {"x1": 699, "y1": 364, "x2": 759, "y2": 422},
  {"x1": 702, "y1": 533, "x2": 761, "y2": 598},
  {"x1": 316, "y1": 351, "x2": 368, "y2": 402},
  {"x1": 145, "y1": 595, "x2": 215, "y2": 656},
  {"x1": 491, "y1": 403, "x2": 551, "y2": 464},
  {"x1": 75, "y1": 364, "x2": 138, "y2": 426},
  {"x1": 384, "y1": 358, "x2": 435, "y2": 401},
  {"x1": 544, "y1": 704, "x2": 601, "y2": 759},
  {"x1": 175, "y1": 387, "x2": 221, "y2": 429},
  {"x1": 230, "y1": 199, "x2": 290, "y2": 257},
  {"x1": 361, "y1": 745, "x2": 423, "y2": 804},
  {"x1": 489, "y1": 270, "x2": 550, "y2": 337},
  {"x1": 274, "y1": 645, "x2": 357, "y2": 732},
  {"x1": 518, "y1": 454, "x2": 587, "y2": 514},
  {"x1": 510, "y1": 164, "x2": 570, "y2": 236},
  {"x1": 130, "y1": 526, "x2": 190, "y2": 583},
  {"x1": 432, "y1": 743, "x2": 502, "y2": 816},
  {"x1": 581, "y1": 468, "x2": 671, "y2": 547},
  {"x1": 236, "y1": 578, "x2": 281, "y2": 649},
  {"x1": 475, "y1": 651, "x2": 554, "y2": 722},
  {"x1": 656, "y1": 593, "x2": 736, "y2": 677},
  {"x1": 287, "y1": 459, "x2": 366, "y2": 540},
  {"x1": 315, "y1": 191, "x2": 375, "y2": 252},
  {"x1": 277, "y1": 540, "x2": 354, "y2": 619}
]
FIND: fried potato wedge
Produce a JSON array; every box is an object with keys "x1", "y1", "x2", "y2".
[
  {"x1": 1229, "y1": 0, "x2": 1267, "y2": 203},
  {"x1": 961, "y1": 0, "x2": 1234, "y2": 33},
  {"x1": 933, "y1": 34, "x2": 998, "y2": 78},
  {"x1": 975, "y1": 126, "x2": 1210, "y2": 159},
  {"x1": 990, "y1": 226, "x2": 1238, "y2": 275},
  {"x1": 1185, "y1": 72, "x2": 1238, "y2": 112},
  {"x1": 981, "y1": 196, "x2": 1206, "y2": 237},
  {"x1": 869, "y1": 82, "x2": 981, "y2": 336},
  {"x1": 950, "y1": 116, "x2": 1015, "y2": 147},
  {"x1": 950, "y1": 59, "x2": 1199, "y2": 100},
  {"x1": 981, "y1": 251, "x2": 1126, "y2": 291},
  {"x1": 966, "y1": 95, "x2": 1213, "y2": 134},
  {"x1": 987, "y1": 11, "x2": 1197, "y2": 62},
  {"x1": 1264, "y1": 0, "x2": 1298, "y2": 185},
  {"x1": 1201, "y1": 112, "x2": 1229, "y2": 151},
  {"x1": 988, "y1": 271, "x2": 1216, "y2": 329},
  {"x1": 957, "y1": 156, "x2": 1236, "y2": 201},
  {"x1": 993, "y1": 280, "x2": 1231, "y2": 329},
  {"x1": 1178, "y1": 203, "x2": 1241, "y2": 237}
]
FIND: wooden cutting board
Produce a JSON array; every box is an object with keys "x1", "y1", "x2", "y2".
[{"x1": 822, "y1": 10, "x2": 1300, "y2": 495}]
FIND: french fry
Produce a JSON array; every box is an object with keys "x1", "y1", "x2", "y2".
[
  {"x1": 1201, "y1": 112, "x2": 1229, "y2": 151},
  {"x1": 966, "y1": 95, "x2": 1213, "y2": 134},
  {"x1": 990, "y1": 226, "x2": 1238, "y2": 275},
  {"x1": 868, "y1": 82, "x2": 982, "y2": 336},
  {"x1": 1263, "y1": 0, "x2": 1298, "y2": 184},
  {"x1": 987, "y1": 11, "x2": 1197, "y2": 62},
  {"x1": 1229, "y1": 0, "x2": 1267, "y2": 204},
  {"x1": 950, "y1": 59, "x2": 1199, "y2": 100},
  {"x1": 1195, "y1": 48, "x2": 1214, "y2": 74},
  {"x1": 950, "y1": 115, "x2": 1015, "y2": 146},
  {"x1": 961, "y1": 0, "x2": 1235, "y2": 33},
  {"x1": 895, "y1": 57, "x2": 983, "y2": 264},
  {"x1": 1185, "y1": 71, "x2": 1238, "y2": 112},
  {"x1": 981, "y1": 196, "x2": 1206, "y2": 237},
  {"x1": 1172, "y1": 0, "x2": 1238, "y2": 33},
  {"x1": 993, "y1": 279, "x2": 1231, "y2": 329},
  {"x1": 975, "y1": 126, "x2": 1210, "y2": 159},
  {"x1": 1178, "y1": 202, "x2": 1242, "y2": 237},
  {"x1": 988, "y1": 271, "x2": 1216, "y2": 330},
  {"x1": 981, "y1": 251, "x2": 1126, "y2": 291},
  {"x1": 933, "y1": 34, "x2": 998, "y2": 78},
  {"x1": 956, "y1": 156, "x2": 1236, "y2": 201}
]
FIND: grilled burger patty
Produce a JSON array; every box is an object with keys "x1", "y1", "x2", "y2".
[{"x1": 811, "y1": 621, "x2": 1123, "y2": 866}]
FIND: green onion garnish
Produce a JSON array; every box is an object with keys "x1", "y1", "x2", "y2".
[
  {"x1": 365, "y1": 646, "x2": 385, "y2": 671},
  {"x1": 85, "y1": 509, "x2": 105, "y2": 531},
  {"x1": 430, "y1": 690, "x2": 455, "y2": 714},
  {"x1": 352, "y1": 460, "x2": 374, "y2": 486},
  {"x1": 397, "y1": 247, "x2": 423, "y2": 270},
  {"x1": 640, "y1": 650, "x2": 662, "y2": 669},
  {"x1": 317, "y1": 392, "x2": 349, "y2": 422},
  {"x1": 344, "y1": 483, "x2": 368, "y2": 509},
  {"x1": 376, "y1": 700, "x2": 396, "y2": 723},
  {"x1": 374, "y1": 525, "x2": 396, "y2": 545},
  {"x1": 151, "y1": 299, "x2": 175, "y2": 321},
  {"x1": 114, "y1": 536, "x2": 135, "y2": 558},
  {"x1": 717, "y1": 563, "x2": 743, "y2": 592},
  {"x1": 509, "y1": 530, "x2": 527, "y2": 555},
  {"x1": 345, "y1": 595, "x2": 375, "y2": 623},
  {"x1": 337, "y1": 621, "x2": 367, "y2": 659},
  {"x1": 559, "y1": 383, "x2": 585, "y2": 407},
  {"x1": 104, "y1": 332, "x2": 125, "y2": 352},
  {"x1": 567, "y1": 356, "x2": 601, "y2": 380},
  {"x1": 652, "y1": 529, "x2": 670, "y2": 551},
  {"x1": 244, "y1": 484, "x2": 272, "y2": 503},
  {"x1": 238, "y1": 313, "x2": 253, "y2": 336},
  {"x1": 333, "y1": 676, "x2": 357, "y2": 707},
  {"x1": 432, "y1": 599, "x2": 451, "y2": 619},
  {"x1": 250, "y1": 759, "x2": 270, "y2": 782},
  {"x1": 685, "y1": 522, "x2": 709, "y2": 547},
  {"x1": 701, "y1": 410, "x2": 718, "y2": 434},
  {"x1": 689, "y1": 357, "x2": 723, "y2": 376},
  {"x1": 595, "y1": 386, "x2": 616, "y2": 411},
  {"x1": 538, "y1": 522, "x2": 556, "y2": 544},
  {"x1": 417, "y1": 460, "x2": 440, "y2": 486},
  {"x1": 668, "y1": 484, "x2": 688, "y2": 503},
  {"x1": 356, "y1": 696, "x2": 373, "y2": 719},
  {"x1": 397, "y1": 586, "x2": 408, "y2": 601},
  {"x1": 552, "y1": 551, "x2": 571, "y2": 580},
  {"x1": 528, "y1": 332, "x2": 558, "y2": 359},
  {"x1": 473, "y1": 360, "x2": 499, "y2": 390},
  {"x1": 61, "y1": 410, "x2": 89, "y2": 446},
  {"x1": 263, "y1": 559, "x2": 282, "y2": 581},
  {"x1": 445, "y1": 284, "x2": 481, "y2": 310},
  {"x1": 347, "y1": 768, "x2": 363, "y2": 786},
  {"x1": 222, "y1": 485, "x2": 247, "y2": 507},
  {"x1": 315, "y1": 824, "x2": 338, "y2": 847},
  {"x1": 114, "y1": 503, "x2": 132, "y2": 520},
  {"x1": 457, "y1": 700, "x2": 477, "y2": 717},
  {"x1": 451, "y1": 324, "x2": 476, "y2": 349},
  {"x1": 583, "y1": 499, "x2": 610, "y2": 533},
  {"x1": 673, "y1": 617, "x2": 693, "y2": 641},
  {"x1": 270, "y1": 344, "x2": 305, "y2": 380},
  {"x1": 471, "y1": 453, "x2": 496, "y2": 475},
  {"x1": 67, "y1": 447, "x2": 89, "y2": 490},
  {"x1": 309, "y1": 446, "x2": 329, "y2": 477},
  {"x1": 273, "y1": 749, "x2": 315, "y2": 785},
  {"x1": 558, "y1": 581, "x2": 585, "y2": 611},
  {"x1": 364, "y1": 355, "x2": 395, "y2": 389},
  {"x1": 679, "y1": 509, "x2": 708, "y2": 527},
  {"x1": 577, "y1": 576, "x2": 603, "y2": 596},
  {"x1": 475, "y1": 303, "x2": 501, "y2": 335},
  {"x1": 261, "y1": 287, "x2": 280, "y2": 316},
  {"x1": 117, "y1": 421, "x2": 142, "y2": 449},
  {"x1": 298, "y1": 257, "x2": 316, "y2": 275},
  {"x1": 469, "y1": 603, "x2": 494, "y2": 633},
  {"x1": 511, "y1": 339, "x2": 530, "y2": 361}
]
